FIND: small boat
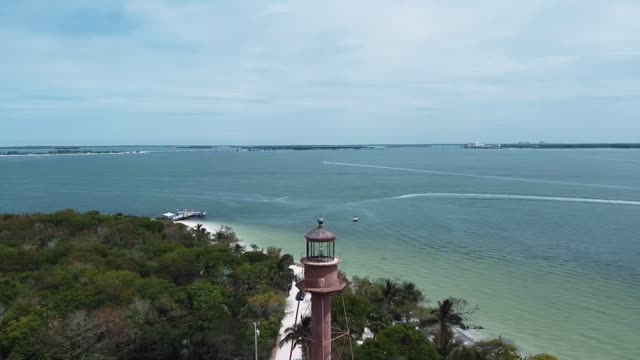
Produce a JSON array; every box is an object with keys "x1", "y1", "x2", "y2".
[{"x1": 352, "y1": 216, "x2": 359, "y2": 222}]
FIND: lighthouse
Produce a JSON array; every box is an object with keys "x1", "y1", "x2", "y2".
[{"x1": 296, "y1": 219, "x2": 347, "y2": 360}]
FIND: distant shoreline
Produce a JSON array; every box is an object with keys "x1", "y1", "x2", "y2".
[
  {"x1": 0, "y1": 150, "x2": 150, "y2": 157},
  {"x1": 2, "y1": 143, "x2": 640, "y2": 156},
  {"x1": 498, "y1": 143, "x2": 640, "y2": 149}
]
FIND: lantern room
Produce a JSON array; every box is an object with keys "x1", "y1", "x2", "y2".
[{"x1": 304, "y1": 218, "x2": 336, "y2": 262}]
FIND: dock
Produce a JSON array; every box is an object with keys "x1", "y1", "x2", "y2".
[{"x1": 162, "y1": 209, "x2": 207, "y2": 221}]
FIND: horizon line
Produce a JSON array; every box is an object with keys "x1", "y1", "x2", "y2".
[{"x1": 3, "y1": 141, "x2": 640, "y2": 148}]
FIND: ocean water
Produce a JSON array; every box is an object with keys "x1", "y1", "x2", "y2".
[{"x1": 1, "y1": 148, "x2": 639, "y2": 359}]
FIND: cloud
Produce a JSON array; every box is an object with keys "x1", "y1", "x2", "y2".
[{"x1": 0, "y1": 0, "x2": 639, "y2": 145}]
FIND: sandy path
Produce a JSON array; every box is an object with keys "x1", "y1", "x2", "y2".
[{"x1": 272, "y1": 265, "x2": 310, "y2": 360}]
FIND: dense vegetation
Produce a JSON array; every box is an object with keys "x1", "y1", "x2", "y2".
[
  {"x1": 0, "y1": 211, "x2": 293, "y2": 359},
  {"x1": 0, "y1": 211, "x2": 556, "y2": 360}
]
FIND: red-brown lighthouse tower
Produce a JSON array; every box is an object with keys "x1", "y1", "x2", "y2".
[{"x1": 296, "y1": 219, "x2": 347, "y2": 360}]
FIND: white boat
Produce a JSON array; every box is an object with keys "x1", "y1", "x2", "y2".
[{"x1": 352, "y1": 216, "x2": 359, "y2": 222}]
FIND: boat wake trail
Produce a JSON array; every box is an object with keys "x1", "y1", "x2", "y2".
[
  {"x1": 586, "y1": 157, "x2": 640, "y2": 164},
  {"x1": 389, "y1": 193, "x2": 640, "y2": 206},
  {"x1": 323, "y1": 161, "x2": 640, "y2": 191}
]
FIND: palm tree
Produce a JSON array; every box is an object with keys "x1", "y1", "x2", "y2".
[
  {"x1": 194, "y1": 224, "x2": 208, "y2": 246},
  {"x1": 420, "y1": 298, "x2": 470, "y2": 358},
  {"x1": 278, "y1": 254, "x2": 294, "y2": 271},
  {"x1": 279, "y1": 315, "x2": 312, "y2": 360},
  {"x1": 397, "y1": 281, "x2": 424, "y2": 322},
  {"x1": 271, "y1": 267, "x2": 295, "y2": 293},
  {"x1": 380, "y1": 279, "x2": 408, "y2": 321},
  {"x1": 399, "y1": 281, "x2": 423, "y2": 304},
  {"x1": 232, "y1": 243, "x2": 245, "y2": 255},
  {"x1": 381, "y1": 279, "x2": 400, "y2": 306}
]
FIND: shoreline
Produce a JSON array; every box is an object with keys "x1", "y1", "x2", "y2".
[
  {"x1": 176, "y1": 219, "x2": 255, "y2": 249},
  {"x1": 176, "y1": 218, "x2": 483, "y2": 351}
]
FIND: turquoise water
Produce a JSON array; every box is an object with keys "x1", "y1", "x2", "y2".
[{"x1": 1, "y1": 148, "x2": 639, "y2": 359}]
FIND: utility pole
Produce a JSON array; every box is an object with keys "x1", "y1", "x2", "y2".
[{"x1": 254, "y1": 322, "x2": 260, "y2": 360}]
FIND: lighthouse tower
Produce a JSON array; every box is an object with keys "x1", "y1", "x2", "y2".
[{"x1": 296, "y1": 219, "x2": 347, "y2": 360}]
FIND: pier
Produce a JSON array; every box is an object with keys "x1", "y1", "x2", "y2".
[{"x1": 162, "y1": 209, "x2": 206, "y2": 221}]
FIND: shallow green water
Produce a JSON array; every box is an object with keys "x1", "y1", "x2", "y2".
[{"x1": 1, "y1": 148, "x2": 639, "y2": 359}]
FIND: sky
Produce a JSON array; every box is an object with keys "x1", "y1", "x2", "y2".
[{"x1": 1, "y1": 0, "x2": 639, "y2": 145}]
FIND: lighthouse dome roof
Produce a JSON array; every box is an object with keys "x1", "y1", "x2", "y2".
[{"x1": 304, "y1": 218, "x2": 336, "y2": 242}]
